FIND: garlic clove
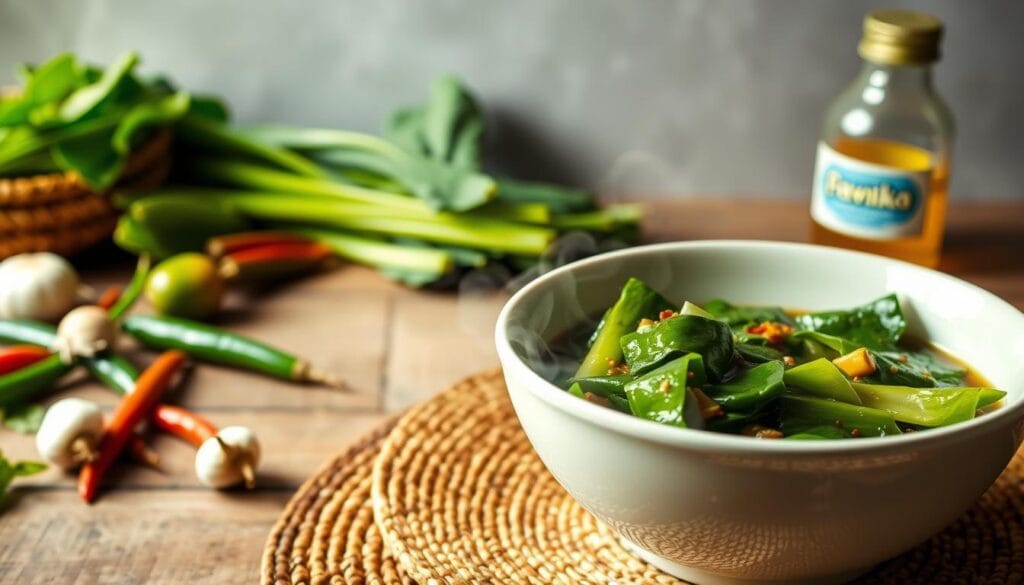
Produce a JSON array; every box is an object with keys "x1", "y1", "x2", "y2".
[
  {"x1": 54, "y1": 305, "x2": 118, "y2": 361},
  {"x1": 0, "y1": 252, "x2": 80, "y2": 322},
  {"x1": 35, "y1": 398, "x2": 104, "y2": 470},
  {"x1": 195, "y1": 426, "x2": 261, "y2": 489}
]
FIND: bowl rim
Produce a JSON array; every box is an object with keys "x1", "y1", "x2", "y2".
[{"x1": 494, "y1": 239, "x2": 1024, "y2": 456}]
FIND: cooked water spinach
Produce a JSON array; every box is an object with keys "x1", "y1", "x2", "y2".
[{"x1": 559, "y1": 279, "x2": 1005, "y2": 439}]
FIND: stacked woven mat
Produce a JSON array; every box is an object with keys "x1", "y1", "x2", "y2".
[
  {"x1": 262, "y1": 369, "x2": 1024, "y2": 585},
  {"x1": 0, "y1": 130, "x2": 171, "y2": 259}
]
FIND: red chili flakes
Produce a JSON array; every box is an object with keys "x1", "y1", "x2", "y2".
[
  {"x1": 746, "y1": 322, "x2": 795, "y2": 345},
  {"x1": 850, "y1": 428, "x2": 862, "y2": 438},
  {"x1": 659, "y1": 379, "x2": 672, "y2": 394},
  {"x1": 659, "y1": 310, "x2": 678, "y2": 321}
]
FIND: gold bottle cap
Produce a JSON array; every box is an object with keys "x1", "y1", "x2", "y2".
[{"x1": 858, "y1": 10, "x2": 944, "y2": 66}]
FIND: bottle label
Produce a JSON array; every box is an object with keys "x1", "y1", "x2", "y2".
[{"x1": 811, "y1": 141, "x2": 930, "y2": 240}]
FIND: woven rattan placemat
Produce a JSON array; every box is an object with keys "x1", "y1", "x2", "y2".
[
  {"x1": 262, "y1": 419, "x2": 412, "y2": 585},
  {"x1": 267, "y1": 368, "x2": 1024, "y2": 584}
]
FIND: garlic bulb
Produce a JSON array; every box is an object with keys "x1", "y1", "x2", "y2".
[
  {"x1": 195, "y1": 426, "x2": 261, "y2": 489},
  {"x1": 53, "y1": 305, "x2": 118, "y2": 362},
  {"x1": 35, "y1": 398, "x2": 104, "y2": 469},
  {"x1": 0, "y1": 252, "x2": 80, "y2": 322}
]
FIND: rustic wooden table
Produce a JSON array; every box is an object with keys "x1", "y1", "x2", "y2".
[{"x1": 1, "y1": 199, "x2": 1021, "y2": 584}]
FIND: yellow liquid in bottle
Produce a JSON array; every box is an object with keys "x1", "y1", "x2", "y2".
[{"x1": 811, "y1": 137, "x2": 948, "y2": 267}]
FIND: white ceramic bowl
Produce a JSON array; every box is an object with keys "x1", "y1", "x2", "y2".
[{"x1": 494, "y1": 241, "x2": 1024, "y2": 585}]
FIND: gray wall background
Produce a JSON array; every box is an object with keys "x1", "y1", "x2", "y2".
[{"x1": 1, "y1": 0, "x2": 1021, "y2": 199}]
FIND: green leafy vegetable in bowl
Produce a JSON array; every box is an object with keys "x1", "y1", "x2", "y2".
[{"x1": 562, "y1": 278, "x2": 1005, "y2": 439}]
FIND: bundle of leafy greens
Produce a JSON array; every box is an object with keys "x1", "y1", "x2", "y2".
[
  {"x1": 0, "y1": 51, "x2": 216, "y2": 188},
  {"x1": 566, "y1": 280, "x2": 1005, "y2": 439},
  {"x1": 112, "y1": 73, "x2": 640, "y2": 286}
]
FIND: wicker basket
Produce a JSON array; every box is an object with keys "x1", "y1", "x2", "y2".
[{"x1": 0, "y1": 129, "x2": 172, "y2": 259}]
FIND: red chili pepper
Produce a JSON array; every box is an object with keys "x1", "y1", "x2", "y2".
[
  {"x1": 96, "y1": 285, "x2": 123, "y2": 311},
  {"x1": 218, "y1": 242, "x2": 333, "y2": 280},
  {"x1": 152, "y1": 405, "x2": 217, "y2": 448},
  {"x1": 206, "y1": 231, "x2": 313, "y2": 258},
  {"x1": 78, "y1": 350, "x2": 187, "y2": 503},
  {"x1": 0, "y1": 345, "x2": 52, "y2": 375}
]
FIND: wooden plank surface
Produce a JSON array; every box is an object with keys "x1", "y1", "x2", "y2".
[{"x1": 1, "y1": 199, "x2": 1022, "y2": 584}]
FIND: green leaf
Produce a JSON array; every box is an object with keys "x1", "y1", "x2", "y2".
[
  {"x1": 870, "y1": 350, "x2": 966, "y2": 388},
  {"x1": 783, "y1": 358, "x2": 862, "y2": 405},
  {"x1": 58, "y1": 51, "x2": 139, "y2": 123},
  {"x1": 625, "y1": 354, "x2": 706, "y2": 428},
  {"x1": 314, "y1": 145, "x2": 497, "y2": 212},
  {"x1": 384, "y1": 106, "x2": 429, "y2": 156},
  {"x1": 851, "y1": 382, "x2": 999, "y2": 427},
  {"x1": 13, "y1": 460, "x2": 47, "y2": 476},
  {"x1": 52, "y1": 127, "x2": 124, "y2": 188},
  {"x1": 779, "y1": 395, "x2": 902, "y2": 438},
  {"x1": 0, "y1": 450, "x2": 47, "y2": 503},
  {"x1": 620, "y1": 314, "x2": 735, "y2": 381},
  {"x1": 0, "y1": 113, "x2": 119, "y2": 176},
  {"x1": 1, "y1": 403, "x2": 44, "y2": 433},
  {"x1": 568, "y1": 374, "x2": 632, "y2": 412},
  {"x1": 575, "y1": 277, "x2": 674, "y2": 378},
  {"x1": 423, "y1": 75, "x2": 484, "y2": 166},
  {"x1": 0, "y1": 53, "x2": 86, "y2": 127},
  {"x1": 112, "y1": 91, "x2": 190, "y2": 154},
  {"x1": 188, "y1": 95, "x2": 230, "y2": 122},
  {"x1": 240, "y1": 124, "x2": 497, "y2": 212},
  {"x1": 496, "y1": 178, "x2": 594, "y2": 214},
  {"x1": 795, "y1": 294, "x2": 906, "y2": 351},
  {"x1": 705, "y1": 360, "x2": 785, "y2": 415},
  {"x1": 790, "y1": 330, "x2": 861, "y2": 358},
  {"x1": 736, "y1": 342, "x2": 784, "y2": 364}
]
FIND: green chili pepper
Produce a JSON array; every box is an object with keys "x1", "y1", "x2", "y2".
[
  {"x1": 122, "y1": 315, "x2": 339, "y2": 388},
  {"x1": 109, "y1": 254, "x2": 152, "y2": 320},
  {"x1": 0, "y1": 320, "x2": 59, "y2": 347},
  {"x1": 0, "y1": 355, "x2": 73, "y2": 411},
  {"x1": 620, "y1": 315, "x2": 734, "y2": 382},
  {"x1": 85, "y1": 354, "x2": 139, "y2": 395}
]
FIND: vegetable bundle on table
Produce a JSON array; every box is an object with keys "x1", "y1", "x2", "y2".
[{"x1": 115, "y1": 76, "x2": 641, "y2": 287}]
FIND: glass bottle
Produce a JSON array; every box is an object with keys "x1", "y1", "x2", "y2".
[{"x1": 810, "y1": 10, "x2": 954, "y2": 267}]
